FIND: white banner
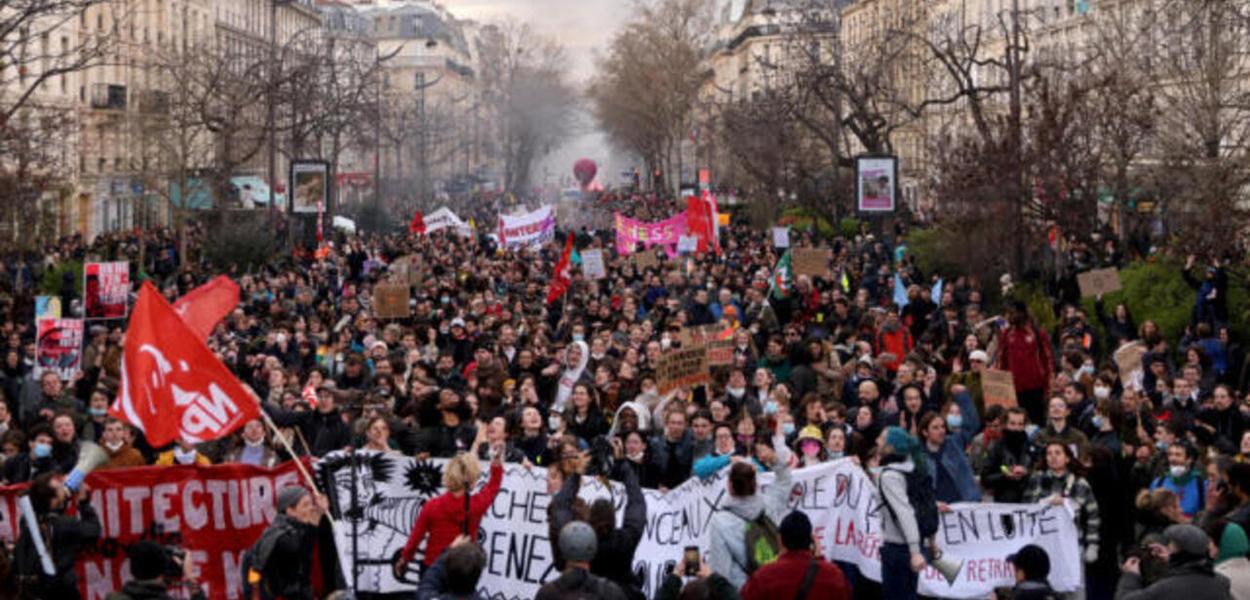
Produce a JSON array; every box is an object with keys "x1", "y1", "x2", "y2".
[
  {"x1": 318, "y1": 454, "x2": 1080, "y2": 600},
  {"x1": 498, "y1": 205, "x2": 556, "y2": 248},
  {"x1": 425, "y1": 207, "x2": 472, "y2": 237}
]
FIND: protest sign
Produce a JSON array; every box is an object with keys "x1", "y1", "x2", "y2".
[
  {"x1": 34, "y1": 295, "x2": 61, "y2": 319},
  {"x1": 633, "y1": 249, "x2": 660, "y2": 271},
  {"x1": 1077, "y1": 268, "x2": 1121, "y2": 297},
  {"x1": 678, "y1": 325, "x2": 733, "y2": 367},
  {"x1": 1114, "y1": 341, "x2": 1148, "y2": 387},
  {"x1": 793, "y1": 248, "x2": 832, "y2": 278},
  {"x1": 35, "y1": 318, "x2": 83, "y2": 380},
  {"x1": 320, "y1": 453, "x2": 1082, "y2": 600},
  {"x1": 373, "y1": 284, "x2": 410, "y2": 320},
  {"x1": 676, "y1": 235, "x2": 698, "y2": 254},
  {"x1": 772, "y1": 227, "x2": 790, "y2": 248},
  {"x1": 0, "y1": 461, "x2": 304, "y2": 600},
  {"x1": 85, "y1": 261, "x2": 130, "y2": 319},
  {"x1": 614, "y1": 212, "x2": 687, "y2": 257},
  {"x1": 983, "y1": 369, "x2": 1018, "y2": 408},
  {"x1": 424, "y1": 207, "x2": 472, "y2": 237},
  {"x1": 581, "y1": 249, "x2": 606, "y2": 280},
  {"x1": 498, "y1": 206, "x2": 556, "y2": 248},
  {"x1": 656, "y1": 345, "x2": 710, "y2": 394}
]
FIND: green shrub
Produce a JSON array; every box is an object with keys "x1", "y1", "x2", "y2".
[
  {"x1": 777, "y1": 206, "x2": 837, "y2": 239},
  {"x1": 203, "y1": 219, "x2": 279, "y2": 272},
  {"x1": 839, "y1": 217, "x2": 862, "y2": 239},
  {"x1": 39, "y1": 261, "x2": 82, "y2": 297}
]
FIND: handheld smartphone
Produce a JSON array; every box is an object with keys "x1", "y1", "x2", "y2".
[{"x1": 684, "y1": 546, "x2": 700, "y2": 576}]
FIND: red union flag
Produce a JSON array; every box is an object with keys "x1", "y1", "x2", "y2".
[
  {"x1": 112, "y1": 282, "x2": 259, "y2": 447},
  {"x1": 173, "y1": 276, "x2": 239, "y2": 341},
  {"x1": 546, "y1": 232, "x2": 574, "y2": 304}
]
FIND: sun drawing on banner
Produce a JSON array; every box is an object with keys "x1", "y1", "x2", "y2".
[{"x1": 405, "y1": 460, "x2": 443, "y2": 496}]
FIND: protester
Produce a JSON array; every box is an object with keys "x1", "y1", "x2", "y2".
[
  {"x1": 535, "y1": 521, "x2": 628, "y2": 600},
  {"x1": 1206, "y1": 520, "x2": 1250, "y2": 600},
  {"x1": 707, "y1": 455, "x2": 793, "y2": 588},
  {"x1": 1007, "y1": 544, "x2": 1060, "y2": 600},
  {"x1": 654, "y1": 556, "x2": 741, "y2": 600},
  {"x1": 876, "y1": 426, "x2": 934, "y2": 600},
  {"x1": 415, "y1": 535, "x2": 488, "y2": 600},
  {"x1": 1115, "y1": 524, "x2": 1230, "y2": 599},
  {"x1": 740, "y1": 511, "x2": 851, "y2": 600},
  {"x1": 14, "y1": 472, "x2": 101, "y2": 599},
  {"x1": 245, "y1": 485, "x2": 330, "y2": 600},
  {"x1": 105, "y1": 541, "x2": 205, "y2": 600}
]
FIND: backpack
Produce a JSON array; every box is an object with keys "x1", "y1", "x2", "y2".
[
  {"x1": 879, "y1": 466, "x2": 939, "y2": 539},
  {"x1": 729, "y1": 511, "x2": 783, "y2": 575}
]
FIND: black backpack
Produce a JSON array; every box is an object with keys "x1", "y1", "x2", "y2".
[{"x1": 879, "y1": 466, "x2": 939, "y2": 539}]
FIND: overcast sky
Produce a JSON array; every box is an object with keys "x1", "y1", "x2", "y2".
[
  {"x1": 446, "y1": 0, "x2": 634, "y2": 82},
  {"x1": 445, "y1": 0, "x2": 638, "y2": 184}
]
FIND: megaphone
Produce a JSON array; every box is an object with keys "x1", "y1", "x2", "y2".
[
  {"x1": 930, "y1": 550, "x2": 965, "y2": 586},
  {"x1": 65, "y1": 441, "x2": 109, "y2": 492}
]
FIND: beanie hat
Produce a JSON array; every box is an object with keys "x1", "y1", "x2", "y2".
[
  {"x1": 884, "y1": 426, "x2": 918, "y2": 454},
  {"x1": 1165, "y1": 524, "x2": 1211, "y2": 558},
  {"x1": 276, "y1": 485, "x2": 309, "y2": 513},
  {"x1": 559, "y1": 521, "x2": 598, "y2": 563},
  {"x1": 1218, "y1": 522, "x2": 1250, "y2": 565},
  {"x1": 1007, "y1": 544, "x2": 1050, "y2": 581},
  {"x1": 779, "y1": 511, "x2": 813, "y2": 551},
  {"x1": 128, "y1": 540, "x2": 168, "y2": 580}
]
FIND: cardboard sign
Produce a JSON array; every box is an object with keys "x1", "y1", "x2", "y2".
[
  {"x1": 793, "y1": 248, "x2": 832, "y2": 278},
  {"x1": 373, "y1": 284, "x2": 410, "y2": 320},
  {"x1": 657, "y1": 346, "x2": 710, "y2": 394},
  {"x1": 582, "y1": 249, "x2": 606, "y2": 280},
  {"x1": 676, "y1": 326, "x2": 734, "y2": 367},
  {"x1": 1113, "y1": 341, "x2": 1148, "y2": 383},
  {"x1": 633, "y1": 249, "x2": 660, "y2": 271},
  {"x1": 772, "y1": 227, "x2": 790, "y2": 248},
  {"x1": 1077, "y1": 268, "x2": 1121, "y2": 297},
  {"x1": 982, "y1": 369, "x2": 1018, "y2": 408}
]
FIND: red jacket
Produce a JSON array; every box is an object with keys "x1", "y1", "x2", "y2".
[
  {"x1": 874, "y1": 326, "x2": 914, "y2": 373},
  {"x1": 741, "y1": 550, "x2": 850, "y2": 600},
  {"x1": 400, "y1": 462, "x2": 503, "y2": 566},
  {"x1": 997, "y1": 324, "x2": 1054, "y2": 393}
]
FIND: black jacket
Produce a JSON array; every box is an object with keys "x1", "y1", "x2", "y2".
[
  {"x1": 15, "y1": 501, "x2": 101, "y2": 600},
  {"x1": 250, "y1": 514, "x2": 323, "y2": 600},
  {"x1": 265, "y1": 403, "x2": 353, "y2": 457},
  {"x1": 981, "y1": 436, "x2": 1033, "y2": 503},
  {"x1": 590, "y1": 467, "x2": 647, "y2": 600},
  {"x1": 534, "y1": 568, "x2": 628, "y2": 600},
  {"x1": 105, "y1": 579, "x2": 205, "y2": 600},
  {"x1": 1114, "y1": 559, "x2": 1231, "y2": 600}
]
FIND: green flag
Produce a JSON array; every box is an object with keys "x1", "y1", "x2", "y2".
[{"x1": 770, "y1": 250, "x2": 793, "y2": 300}]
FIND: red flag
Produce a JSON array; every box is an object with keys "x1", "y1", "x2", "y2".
[
  {"x1": 112, "y1": 282, "x2": 260, "y2": 447},
  {"x1": 546, "y1": 233, "x2": 574, "y2": 304},
  {"x1": 173, "y1": 276, "x2": 239, "y2": 341},
  {"x1": 409, "y1": 211, "x2": 426, "y2": 234},
  {"x1": 686, "y1": 194, "x2": 715, "y2": 254}
]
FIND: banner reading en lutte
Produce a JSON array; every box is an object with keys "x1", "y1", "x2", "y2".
[
  {"x1": 85, "y1": 261, "x2": 130, "y2": 319},
  {"x1": 0, "y1": 462, "x2": 304, "y2": 600},
  {"x1": 497, "y1": 205, "x2": 556, "y2": 248},
  {"x1": 319, "y1": 453, "x2": 1082, "y2": 600},
  {"x1": 614, "y1": 212, "x2": 687, "y2": 257}
]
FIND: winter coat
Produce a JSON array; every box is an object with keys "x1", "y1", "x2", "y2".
[
  {"x1": 981, "y1": 433, "x2": 1033, "y2": 502},
  {"x1": 997, "y1": 324, "x2": 1054, "y2": 393},
  {"x1": 740, "y1": 550, "x2": 851, "y2": 600},
  {"x1": 415, "y1": 548, "x2": 489, "y2": 600},
  {"x1": 707, "y1": 462, "x2": 793, "y2": 589},
  {"x1": 649, "y1": 430, "x2": 695, "y2": 490},
  {"x1": 1151, "y1": 470, "x2": 1206, "y2": 519},
  {"x1": 1023, "y1": 471, "x2": 1101, "y2": 557},
  {"x1": 878, "y1": 457, "x2": 923, "y2": 553},
  {"x1": 265, "y1": 403, "x2": 353, "y2": 457},
  {"x1": 534, "y1": 568, "x2": 628, "y2": 600},
  {"x1": 920, "y1": 391, "x2": 982, "y2": 503},
  {"x1": 1115, "y1": 559, "x2": 1232, "y2": 600},
  {"x1": 15, "y1": 501, "x2": 101, "y2": 599},
  {"x1": 654, "y1": 572, "x2": 740, "y2": 600},
  {"x1": 590, "y1": 466, "x2": 648, "y2": 600}
]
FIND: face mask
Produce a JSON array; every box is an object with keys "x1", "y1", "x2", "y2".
[
  {"x1": 1078, "y1": 365, "x2": 1095, "y2": 378},
  {"x1": 1156, "y1": 441, "x2": 1168, "y2": 451},
  {"x1": 33, "y1": 443, "x2": 51, "y2": 459},
  {"x1": 801, "y1": 442, "x2": 821, "y2": 457},
  {"x1": 764, "y1": 400, "x2": 779, "y2": 415},
  {"x1": 1169, "y1": 465, "x2": 1187, "y2": 478},
  {"x1": 782, "y1": 422, "x2": 795, "y2": 436},
  {"x1": 946, "y1": 415, "x2": 963, "y2": 430},
  {"x1": 245, "y1": 438, "x2": 266, "y2": 449},
  {"x1": 548, "y1": 415, "x2": 562, "y2": 432},
  {"x1": 440, "y1": 296, "x2": 450, "y2": 304},
  {"x1": 173, "y1": 447, "x2": 197, "y2": 465},
  {"x1": 726, "y1": 386, "x2": 745, "y2": 398},
  {"x1": 1091, "y1": 415, "x2": 1105, "y2": 429},
  {"x1": 572, "y1": 334, "x2": 584, "y2": 342},
  {"x1": 104, "y1": 440, "x2": 123, "y2": 452},
  {"x1": 829, "y1": 451, "x2": 845, "y2": 459},
  {"x1": 1094, "y1": 387, "x2": 1110, "y2": 400},
  {"x1": 627, "y1": 451, "x2": 644, "y2": 462},
  {"x1": 1004, "y1": 430, "x2": 1027, "y2": 447}
]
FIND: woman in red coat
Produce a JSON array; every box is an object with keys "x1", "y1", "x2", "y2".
[
  {"x1": 395, "y1": 430, "x2": 504, "y2": 572},
  {"x1": 996, "y1": 301, "x2": 1055, "y2": 426}
]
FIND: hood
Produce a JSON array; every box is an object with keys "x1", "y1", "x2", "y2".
[
  {"x1": 610, "y1": 400, "x2": 652, "y2": 437},
  {"x1": 721, "y1": 490, "x2": 765, "y2": 521},
  {"x1": 1219, "y1": 523, "x2": 1250, "y2": 564},
  {"x1": 565, "y1": 340, "x2": 590, "y2": 374}
]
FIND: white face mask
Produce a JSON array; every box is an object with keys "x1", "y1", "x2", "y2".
[
  {"x1": 627, "y1": 451, "x2": 644, "y2": 462},
  {"x1": 103, "y1": 440, "x2": 123, "y2": 452},
  {"x1": 173, "y1": 447, "x2": 198, "y2": 465},
  {"x1": 726, "y1": 386, "x2": 745, "y2": 398},
  {"x1": 1170, "y1": 465, "x2": 1187, "y2": 478},
  {"x1": 1093, "y1": 386, "x2": 1110, "y2": 400},
  {"x1": 245, "y1": 438, "x2": 266, "y2": 449}
]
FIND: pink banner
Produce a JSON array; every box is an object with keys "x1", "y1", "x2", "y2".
[{"x1": 613, "y1": 212, "x2": 687, "y2": 256}]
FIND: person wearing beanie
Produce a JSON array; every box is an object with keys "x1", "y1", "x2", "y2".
[
  {"x1": 245, "y1": 484, "x2": 330, "y2": 600},
  {"x1": 1006, "y1": 544, "x2": 1057, "y2": 600},
  {"x1": 876, "y1": 426, "x2": 931, "y2": 600},
  {"x1": 1116, "y1": 523, "x2": 1231, "y2": 600},
  {"x1": 707, "y1": 431, "x2": 794, "y2": 589},
  {"x1": 741, "y1": 511, "x2": 850, "y2": 600},
  {"x1": 105, "y1": 541, "x2": 205, "y2": 600},
  {"x1": 534, "y1": 521, "x2": 627, "y2": 600},
  {"x1": 1208, "y1": 519, "x2": 1250, "y2": 600}
]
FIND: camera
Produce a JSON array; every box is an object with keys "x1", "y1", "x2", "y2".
[{"x1": 162, "y1": 545, "x2": 186, "y2": 579}]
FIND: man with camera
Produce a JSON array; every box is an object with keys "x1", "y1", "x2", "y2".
[{"x1": 105, "y1": 541, "x2": 205, "y2": 600}]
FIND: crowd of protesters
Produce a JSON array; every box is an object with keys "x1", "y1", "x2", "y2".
[{"x1": 0, "y1": 192, "x2": 1248, "y2": 600}]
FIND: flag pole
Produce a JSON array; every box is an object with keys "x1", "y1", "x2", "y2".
[{"x1": 259, "y1": 410, "x2": 339, "y2": 528}]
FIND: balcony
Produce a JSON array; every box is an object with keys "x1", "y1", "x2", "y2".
[{"x1": 90, "y1": 83, "x2": 127, "y2": 110}]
